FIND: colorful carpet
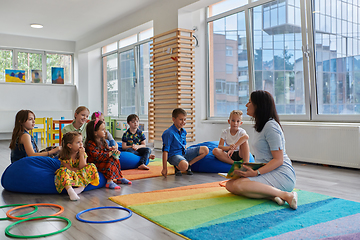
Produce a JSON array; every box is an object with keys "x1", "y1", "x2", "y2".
[
  {"x1": 121, "y1": 158, "x2": 174, "y2": 180},
  {"x1": 110, "y1": 181, "x2": 360, "y2": 240}
]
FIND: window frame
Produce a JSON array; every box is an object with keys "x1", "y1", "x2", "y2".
[
  {"x1": 101, "y1": 30, "x2": 153, "y2": 119},
  {"x1": 206, "y1": 0, "x2": 358, "y2": 122},
  {"x1": 0, "y1": 48, "x2": 74, "y2": 85}
]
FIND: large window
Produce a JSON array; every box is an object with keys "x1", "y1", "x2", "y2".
[
  {"x1": 209, "y1": 11, "x2": 249, "y2": 117},
  {"x1": 0, "y1": 49, "x2": 73, "y2": 84},
  {"x1": 313, "y1": 0, "x2": 360, "y2": 115},
  {"x1": 207, "y1": 0, "x2": 360, "y2": 121},
  {"x1": 102, "y1": 28, "x2": 153, "y2": 117}
]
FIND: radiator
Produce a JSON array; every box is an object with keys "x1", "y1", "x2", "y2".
[{"x1": 282, "y1": 122, "x2": 360, "y2": 169}]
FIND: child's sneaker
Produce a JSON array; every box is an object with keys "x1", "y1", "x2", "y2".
[
  {"x1": 174, "y1": 166, "x2": 182, "y2": 176},
  {"x1": 186, "y1": 165, "x2": 193, "y2": 175},
  {"x1": 105, "y1": 181, "x2": 121, "y2": 189},
  {"x1": 117, "y1": 178, "x2": 132, "y2": 185}
]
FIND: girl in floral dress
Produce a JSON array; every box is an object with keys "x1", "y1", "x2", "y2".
[
  {"x1": 55, "y1": 132, "x2": 99, "y2": 200},
  {"x1": 85, "y1": 118, "x2": 131, "y2": 189}
]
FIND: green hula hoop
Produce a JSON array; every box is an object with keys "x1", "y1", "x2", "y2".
[
  {"x1": 0, "y1": 204, "x2": 38, "y2": 221},
  {"x1": 5, "y1": 216, "x2": 71, "y2": 238}
]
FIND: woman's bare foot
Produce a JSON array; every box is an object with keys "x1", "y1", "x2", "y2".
[
  {"x1": 138, "y1": 164, "x2": 150, "y2": 170},
  {"x1": 149, "y1": 154, "x2": 155, "y2": 159}
]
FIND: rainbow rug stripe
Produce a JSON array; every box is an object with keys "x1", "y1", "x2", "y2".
[
  {"x1": 110, "y1": 182, "x2": 360, "y2": 240},
  {"x1": 122, "y1": 158, "x2": 174, "y2": 180}
]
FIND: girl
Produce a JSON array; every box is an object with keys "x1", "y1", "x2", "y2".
[
  {"x1": 9, "y1": 110, "x2": 60, "y2": 163},
  {"x1": 62, "y1": 106, "x2": 90, "y2": 144},
  {"x1": 91, "y1": 111, "x2": 118, "y2": 150},
  {"x1": 85, "y1": 118, "x2": 131, "y2": 189},
  {"x1": 55, "y1": 132, "x2": 99, "y2": 201}
]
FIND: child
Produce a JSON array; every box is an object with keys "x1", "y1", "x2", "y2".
[
  {"x1": 122, "y1": 114, "x2": 155, "y2": 170},
  {"x1": 212, "y1": 110, "x2": 250, "y2": 164},
  {"x1": 9, "y1": 110, "x2": 60, "y2": 163},
  {"x1": 85, "y1": 118, "x2": 131, "y2": 189},
  {"x1": 161, "y1": 108, "x2": 209, "y2": 177},
  {"x1": 62, "y1": 106, "x2": 90, "y2": 144},
  {"x1": 91, "y1": 111, "x2": 118, "y2": 150},
  {"x1": 55, "y1": 132, "x2": 99, "y2": 201}
]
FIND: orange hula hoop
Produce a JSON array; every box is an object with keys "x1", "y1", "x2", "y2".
[{"x1": 6, "y1": 203, "x2": 64, "y2": 220}]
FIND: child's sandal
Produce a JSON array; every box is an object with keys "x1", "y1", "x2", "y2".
[
  {"x1": 117, "y1": 178, "x2": 132, "y2": 185},
  {"x1": 105, "y1": 182, "x2": 121, "y2": 189}
]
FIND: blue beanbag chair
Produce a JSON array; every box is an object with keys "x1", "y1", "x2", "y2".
[
  {"x1": 118, "y1": 151, "x2": 149, "y2": 170},
  {"x1": 188, "y1": 141, "x2": 255, "y2": 173},
  {"x1": 1, "y1": 156, "x2": 106, "y2": 194}
]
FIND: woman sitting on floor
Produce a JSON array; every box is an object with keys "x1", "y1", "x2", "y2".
[{"x1": 225, "y1": 90, "x2": 298, "y2": 210}]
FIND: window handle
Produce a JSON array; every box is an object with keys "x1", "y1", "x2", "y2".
[{"x1": 302, "y1": 45, "x2": 311, "y2": 58}]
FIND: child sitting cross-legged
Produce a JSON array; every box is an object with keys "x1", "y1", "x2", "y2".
[
  {"x1": 55, "y1": 132, "x2": 99, "y2": 201},
  {"x1": 85, "y1": 118, "x2": 131, "y2": 189},
  {"x1": 122, "y1": 114, "x2": 155, "y2": 170},
  {"x1": 212, "y1": 110, "x2": 250, "y2": 164},
  {"x1": 161, "y1": 108, "x2": 209, "y2": 177}
]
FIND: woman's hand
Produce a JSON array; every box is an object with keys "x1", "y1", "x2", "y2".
[{"x1": 234, "y1": 165, "x2": 258, "y2": 178}]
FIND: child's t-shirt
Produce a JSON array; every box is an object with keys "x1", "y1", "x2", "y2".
[
  {"x1": 122, "y1": 128, "x2": 146, "y2": 146},
  {"x1": 220, "y1": 127, "x2": 247, "y2": 151}
]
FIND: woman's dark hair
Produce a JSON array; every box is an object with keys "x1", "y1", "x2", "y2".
[
  {"x1": 85, "y1": 119, "x2": 107, "y2": 148},
  {"x1": 59, "y1": 131, "x2": 82, "y2": 160},
  {"x1": 250, "y1": 90, "x2": 281, "y2": 132},
  {"x1": 9, "y1": 110, "x2": 36, "y2": 150}
]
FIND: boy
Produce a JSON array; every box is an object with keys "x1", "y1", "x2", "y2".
[
  {"x1": 122, "y1": 114, "x2": 155, "y2": 170},
  {"x1": 161, "y1": 108, "x2": 209, "y2": 177},
  {"x1": 212, "y1": 110, "x2": 250, "y2": 164}
]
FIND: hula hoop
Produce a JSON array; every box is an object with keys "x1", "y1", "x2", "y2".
[
  {"x1": 5, "y1": 216, "x2": 71, "y2": 238},
  {"x1": 6, "y1": 203, "x2": 64, "y2": 220},
  {"x1": 76, "y1": 206, "x2": 132, "y2": 223},
  {"x1": 0, "y1": 204, "x2": 38, "y2": 221}
]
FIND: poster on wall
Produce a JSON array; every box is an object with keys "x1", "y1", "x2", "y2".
[
  {"x1": 31, "y1": 70, "x2": 42, "y2": 83},
  {"x1": 51, "y1": 67, "x2": 64, "y2": 84},
  {"x1": 5, "y1": 69, "x2": 25, "y2": 83}
]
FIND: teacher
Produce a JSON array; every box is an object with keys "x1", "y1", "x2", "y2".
[{"x1": 225, "y1": 90, "x2": 298, "y2": 210}]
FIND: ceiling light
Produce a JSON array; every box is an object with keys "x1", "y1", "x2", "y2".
[{"x1": 30, "y1": 24, "x2": 43, "y2": 29}]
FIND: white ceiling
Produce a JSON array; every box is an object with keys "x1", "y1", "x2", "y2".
[{"x1": 0, "y1": 0, "x2": 159, "y2": 42}]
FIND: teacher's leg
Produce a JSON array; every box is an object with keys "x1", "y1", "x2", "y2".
[{"x1": 226, "y1": 178, "x2": 297, "y2": 209}]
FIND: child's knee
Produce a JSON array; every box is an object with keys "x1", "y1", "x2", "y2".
[
  {"x1": 178, "y1": 160, "x2": 188, "y2": 171},
  {"x1": 200, "y1": 146, "x2": 209, "y2": 155},
  {"x1": 212, "y1": 147, "x2": 221, "y2": 155}
]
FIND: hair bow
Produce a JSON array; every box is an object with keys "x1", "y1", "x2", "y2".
[{"x1": 94, "y1": 111, "x2": 102, "y2": 128}]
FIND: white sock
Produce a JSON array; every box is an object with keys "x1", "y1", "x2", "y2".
[
  {"x1": 67, "y1": 187, "x2": 80, "y2": 201},
  {"x1": 74, "y1": 186, "x2": 85, "y2": 194}
]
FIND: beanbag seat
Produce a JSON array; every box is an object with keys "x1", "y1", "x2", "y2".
[
  {"x1": 118, "y1": 151, "x2": 149, "y2": 170},
  {"x1": 188, "y1": 141, "x2": 255, "y2": 173},
  {"x1": 1, "y1": 156, "x2": 106, "y2": 194}
]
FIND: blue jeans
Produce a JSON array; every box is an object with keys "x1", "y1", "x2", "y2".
[
  {"x1": 167, "y1": 146, "x2": 200, "y2": 166},
  {"x1": 126, "y1": 147, "x2": 151, "y2": 166}
]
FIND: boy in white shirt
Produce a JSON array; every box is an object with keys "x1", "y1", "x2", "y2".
[{"x1": 212, "y1": 110, "x2": 250, "y2": 164}]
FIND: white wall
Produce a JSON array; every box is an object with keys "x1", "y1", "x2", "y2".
[
  {"x1": 0, "y1": 33, "x2": 75, "y2": 52},
  {"x1": 0, "y1": 83, "x2": 76, "y2": 139}
]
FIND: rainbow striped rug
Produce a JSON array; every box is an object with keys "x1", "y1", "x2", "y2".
[{"x1": 110, "y1": 181, "x2": 360, "y2": 240}]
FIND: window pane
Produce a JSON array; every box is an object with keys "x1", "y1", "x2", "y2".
[
  {"x1": 18, "y1": 52, "x2": 42, "y2": 82},
  {"x1": 139, "y1": 42, "x2": 151, "y2": 115},
  {"x1": 119, "y1": 34, "x2": 137, "y2": 49},
  {"x1": 208, "y1": 0, "x2": 248, "y2": 18},
  {"x1": 46, "y1": 54, "x2": 72, "y2": 84},
  {"x1": 314, "y1": 0, "x2": 360, "y2": 114},
  {"x1": 119, "y1": 49, "x2": 135, "y2": 115},
  {"x1": 102, "y1": 42, "x2": 117, "y2": 54},
  {"x1": 0, "y1": 49, "x2": 12, "y2": 82},
  {"x1": 252, "y1": 1, "x2": 305, "y2": 115},
  {"x1": 103, "y1": 53, "x2": 118, "y2": 116},
  {"x1": 139, "y1": 28, "x2": 153, "y2": 41},
  {"x1": 208, "y1": 11, "x2": 249, "y2": 117}
]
